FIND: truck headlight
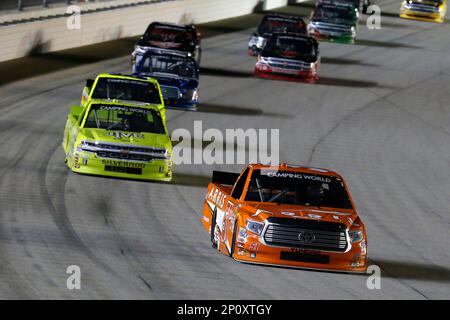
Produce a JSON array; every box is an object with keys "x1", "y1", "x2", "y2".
[
  {"x1": 164, "y1": 149, "x2": 171, "y2": 160},
  {"x1": 349, "y1": 229, "x2": 363, "y2": 243},
  {"x1": 256, "y1": 56, "x2": 270, "y2": 70},
  {"x1": 246, "y1": 220, "x2": 264, "y2": 235},
  {"x1": 249, "y1": 36, "x2": 266, "y2": 48},
  {"x1": 80, "y1": 140, "x2": 97, "y2": 152},
  {"x1": 181, "y1": 88, "x2": 199, "y2": 101}
]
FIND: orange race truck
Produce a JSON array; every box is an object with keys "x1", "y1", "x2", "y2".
[{"x1": 201, "y1": 163, "x2": 368, "y2": 273}]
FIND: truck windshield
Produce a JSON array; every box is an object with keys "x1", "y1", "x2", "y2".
[
  {"x1": 263, "y1": 36, "x2": 317, "y2": 61},
  {"x1": 91, "y1": 78, "x2": 161, "y2": 105},
  {"x1": 144, "y1": 25, "x2": 193, "y2": 44},
  {"x1": 257, "y1": 16, "x2": 305, "y2": 35},
  {"x1": 245, "y1": 169, "x2": 353, "y2": 209},
  {"x1": 314, "y1": 5, "x2": 355, "y2": 21},
  {"x1": 83, "y1": 104, "x2": 165, "y2": 134},
  {"x1": 137, "y1": 54, "x2": 197, "y2": 79}
]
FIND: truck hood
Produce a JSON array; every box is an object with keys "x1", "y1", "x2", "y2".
[
  {"x1": 244, "y1": 202, "x2": 358, "y2": 228},
  {"x1": 79, "y1": 128, "x2": 171, "y2": 149},
  {"x1": 152, "y1": 74, "x2": 199, "y2": 90}
]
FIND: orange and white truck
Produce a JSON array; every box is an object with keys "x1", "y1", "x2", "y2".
[{"x1": 201, "y1": 163, "x2": 368, "y2": 273}]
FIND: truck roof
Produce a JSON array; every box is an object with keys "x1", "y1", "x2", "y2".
[{"x1": 95, "y1": 73, "x2": 160, "y2": 86}]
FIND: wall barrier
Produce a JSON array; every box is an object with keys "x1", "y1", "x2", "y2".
[{"x1": 0, "y1": 0, "x2": 306, "y2": 62}]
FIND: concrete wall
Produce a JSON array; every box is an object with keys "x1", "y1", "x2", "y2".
[
  {"x1": 264, "y1": 0, "x2": 289, "y2": 10},
  {"x1": 0, "y1": 0, "x2": 304, "y2": 62}
]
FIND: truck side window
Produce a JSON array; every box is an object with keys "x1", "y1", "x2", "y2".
[
  {"x1": 231, "y1": 168, "x2": 250, "y2": 199},
  {"x1": 86, "y1": 79, "x2": 94, "y2": 90}
]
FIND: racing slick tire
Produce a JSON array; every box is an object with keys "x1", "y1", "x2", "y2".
[
  {"x1": 229, "y1": 222, "x2": 238, "y2": 258},
  {"x1": 210, "y1": 209, "x2": 218, "y2": 249}
]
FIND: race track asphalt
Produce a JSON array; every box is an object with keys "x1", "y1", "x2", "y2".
[{"x1": 0, "y1": 0, "x2": 449, "y2": 299}]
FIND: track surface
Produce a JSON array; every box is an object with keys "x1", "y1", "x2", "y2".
[{"x1": 0, "y1": 0, "x2": 449, "y2": 299}]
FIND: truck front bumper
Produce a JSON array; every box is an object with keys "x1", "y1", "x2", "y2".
[{"x1": 68, "y1": 151, "x2": 172, "y2": 182}]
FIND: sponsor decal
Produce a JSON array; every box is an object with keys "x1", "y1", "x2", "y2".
[
  {"x1": 264, "y1": 171, "x2": 332, "y2": 183},
  {"x1": 238, "y1": 249, "x2": 247, "y2": 256},
  {"x1": 222, "y1": 201, "x2": 234, "y2": 244},
  {"x1": 101, "y1": 160, "x2": 145, "y2": 168},
  {"x1": 249, "y1": 242, "x2": 259, "y2": 252},
  {"x1": 106, "y1": 131, "x2": 144, "y2": 140},
  {"x1": 289, "y1": 248, "x2": 322, "y2": 255},
  {"x1": 74, "y1": 154, "x2": 80, "y2": 168},
  {"x1": 99, "y1": 105, "x2": 153, "y2": 115},
  {"x1": 207, "y1": 187, "x2": 226, "y2": 207},
  {"x1": 237, "y1": 227, "x2": 248, "y2": 244},
  {"x1": 105, "y1": 78, "x2": 148, "y2": 87}
]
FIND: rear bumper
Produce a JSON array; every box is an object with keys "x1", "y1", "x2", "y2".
[{"x1": 68, "y1": 151, "x2": 172, "y2": 181}]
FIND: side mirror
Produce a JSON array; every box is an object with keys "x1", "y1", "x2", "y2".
[{"x1": 70, "y1": 105, "x2": 83, "y2": 119}]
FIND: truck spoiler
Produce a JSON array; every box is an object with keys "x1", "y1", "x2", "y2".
[{"x1": 212, "y1": 171, "x2": 240, "y2": 186}]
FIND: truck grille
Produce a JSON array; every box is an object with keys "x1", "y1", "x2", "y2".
[
  {"x1": 160, "y1": 85, "x2": 180, "y2": 100},
  {"x1": 404, "y1": 3, "x2": 439, "y2": 13},
  {"x1": 96, "y1": 151, "x2": 154, "y2": 162},
  {"x1": 263, "y1": 217, "x2": 349, "y2": 252},
  {"x1": 310, "y1": 21, "x2": 352, "y2": 36},
  {"x1": 266, "y1": 58, "x2": 311, "y2": 71},
  {"x1": 81, "y1": 141, "x2": 167, "y2": 162}
]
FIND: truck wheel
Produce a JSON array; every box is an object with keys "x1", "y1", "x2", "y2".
[
  {"x1": 229, "y1": 222, "x2": 238, "y2": 258},
  {"x1": 210, "y1": 209, "x2": 218, "y2": 249}
]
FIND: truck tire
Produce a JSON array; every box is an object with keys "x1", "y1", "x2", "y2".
[
  {"x1": 229, "y1": 222, "x2": 238, "y2": 258},
  {"x1": 210, "y1": 209, "x2": 218, "y2": 249}
]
